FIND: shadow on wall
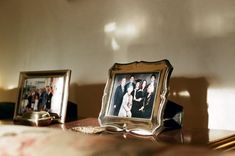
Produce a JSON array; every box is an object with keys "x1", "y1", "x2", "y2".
[
  {"x1": 168, "y1": 77, "x2": 209, "y2": 144},
  {"x1": 0, "y1": 88, "x2": 18, "y2": 119},
  {"x1": 69, "y1": 83, "x2": 105, "y2": 118},
  {"x1": 0, "y1": 88, "x2": 18, "y2": 102},
  {"x1": 169, "y1": 77, "x2": 209, "y2": 130}
]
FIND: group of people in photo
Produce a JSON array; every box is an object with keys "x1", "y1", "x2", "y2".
[
  {"x1": 110, "y1": 74, "x2": 158, "y2": 119},
  {"x1": 22, "y1": 85, "x2": 53, "y2": 113}
]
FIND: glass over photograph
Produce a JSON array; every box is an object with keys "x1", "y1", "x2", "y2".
[
  {"x1": 18, "y1": 77, "x2": 64, "y2": 116},
  {"x1": 14, "y1": 70, "x2": 71, "y2": 125},
  {"x1": 99, "y1": 60, "x2": 173, "y2": 135},
  {"x1": 107, "y1": 72, "x2": 159, "y2": 119}
]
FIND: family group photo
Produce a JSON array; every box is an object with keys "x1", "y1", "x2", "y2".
[
  {"x1": 18, "y1": 77, "x2": 65, "y2": 116},
  {"x1": 108, "y1": 72, "x2": 159, "y2": 119}
]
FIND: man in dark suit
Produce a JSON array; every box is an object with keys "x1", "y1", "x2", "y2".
[
  {"x1": 112, "y1": 77, "x2": 126, "y2": 116},
  {"x1": 148, "y1": 74, "x2": 158, "y2": 94},
  {"x1": 46, "y1": 86, "x2": 53, "y2": 111},
  {"x1": 124, "y1": 75, "x2": 135, "y2": 93}
]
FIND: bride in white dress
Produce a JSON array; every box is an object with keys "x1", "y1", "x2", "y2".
[{"x1": 118, "y1": 85, "x2": 134, "y2": 117}]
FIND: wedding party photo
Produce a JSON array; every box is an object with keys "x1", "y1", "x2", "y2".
[{"x1": 107, "y1": 72, "x2": 159, "y2": 119}]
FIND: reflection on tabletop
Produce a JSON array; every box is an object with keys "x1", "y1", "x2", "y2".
[
  {"x1": 50, "y1": 118, "x2": 235, "y2": 151},
  {"x1": 0, "y1": 123, "x2": 235, "y2": 155},
  {"x1": 1, "y1": 118, "x2": 235, "y2": 154}
]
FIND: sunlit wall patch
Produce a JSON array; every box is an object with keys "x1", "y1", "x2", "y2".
[{"x1": 207, "y1": 88, "x2": 235, "y2": 130}]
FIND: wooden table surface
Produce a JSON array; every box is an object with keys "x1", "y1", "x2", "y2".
[
  {"x1": 49, "y1": 118, "x2": 235, "y2": 151},
  {"x1": 1, "y1": 118, "x2": 235, "y2": 154}
]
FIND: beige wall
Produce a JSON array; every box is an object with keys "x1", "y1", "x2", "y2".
[{"x1": 1, "y1": 0, "x2": 235, "y2": 130}]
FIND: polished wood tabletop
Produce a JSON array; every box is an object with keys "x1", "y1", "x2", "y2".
[
  {"x1": 1, "y1": 118, "x2": 235, "y2": 153},
  {"x1": 48, "y1": 118, "x2": 235, "y2": 151}
]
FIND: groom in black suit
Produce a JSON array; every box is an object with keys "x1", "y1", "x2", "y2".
[
  {"x1": 112, "y1": 77, "x2": 126, "y2": 116},
  {"x1": 124, "y1": 75, "x2": 135, "y2": 93}
]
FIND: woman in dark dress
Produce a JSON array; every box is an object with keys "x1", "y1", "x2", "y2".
[
  {"x1": 131, "y1": 80, "x2": 142, "y2": 117},
  {"x1": 131, "y1": 80, "x2": 147, "y2": 118},
  {"x1": 139, "y1": 84, "x2": 155, "y2": 119}
]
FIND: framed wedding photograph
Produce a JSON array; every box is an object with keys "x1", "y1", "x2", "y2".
[
  {"x1": 14, "y1": 69, "x2": 71, "y2": 125},
  {"x1": 98, "y1": 60, "x2": 173, "y2": 135}
]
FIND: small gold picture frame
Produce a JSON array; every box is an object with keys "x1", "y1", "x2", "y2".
[
  {"x1": 98, "y1": 60, "x2": 173, "y2": 135},
  {"x1": 14, "y1": 70, "x2": 71, "y2": 126}
]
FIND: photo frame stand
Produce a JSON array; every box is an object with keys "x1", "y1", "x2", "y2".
[{"x1": 163, "y1": 100, "x2": 183, "y2": 130}]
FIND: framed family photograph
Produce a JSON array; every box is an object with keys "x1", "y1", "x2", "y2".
[
  {"x1": 98, "y1": 60, "x2": 173, "y2": 135},
  {"x1": 14, "y1": 70, "x2": 71, "y2": 126}
]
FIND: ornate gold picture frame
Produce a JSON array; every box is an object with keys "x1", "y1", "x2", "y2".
[
  {"x1": 98, "y1": 60, "x2": 173, "y2": 135},
  {"x1": 14, "y1": 70, "x2": 71, "y2": 126}
]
